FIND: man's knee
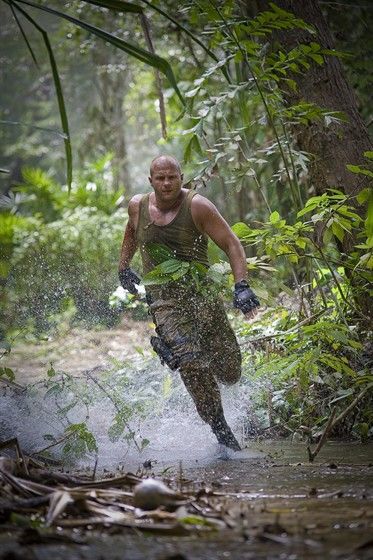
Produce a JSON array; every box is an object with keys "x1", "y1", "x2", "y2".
[
  {"x1": 213, "y1": 349, "x2": 241, "y2": 385},
  {"x1": 220, "y1": 367, "x2": 241, "y2": 386}
]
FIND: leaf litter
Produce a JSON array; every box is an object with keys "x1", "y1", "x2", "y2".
[
  {"x1": 1, "y1": 438, "x2": 373, "y2": 558},
  {"x1": 0, "y1": 438, "x2": 239, "y2": 537}
]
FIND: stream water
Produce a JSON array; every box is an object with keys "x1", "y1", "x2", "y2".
[
  {"x1": 1, "y1": 350, "x2": 373, "y2": 559},
  {"x1": 0, "y1": 352, "x2": 261, "y2": 468}
]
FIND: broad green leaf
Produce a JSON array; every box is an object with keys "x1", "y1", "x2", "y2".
[
  {"x1": 159, "y1": 259, "x2": 183, "y2": 274},
  {"x1": 331, "y1": 221, "x2": 345, "y2": 242},
  {"x1": 47, "y1": 364, "x2": 56, "y2": 377},
  {"x1": 12, "y1": 2, "x2": 72, "y2": 190},
  {"x1": 0, "y1": 367, "x2": 15, "y2": 382},
  {"x1": 346, "y1": 164, "x2": 363, "y2": 174},
  {"x1": 84, "y1": 0, "x2": 143, "y2": 13},
  {"x1": 357, "y1": 188, "x2": 372, "y2": 205},
  {"x1": 146, "y1": 243, "x2": 175, "y2": 263},
  {"x1": 269, "y1": 211, "x2": 281, "y2": 223},
  {"x1": 309, "y1": 53, "x2": 323, "y2": 64},
  {"x1": 190, "y1": 261, "x2": 208, "y2": 277},
  {"x1": 232, "y1": 222, "x2": 252, "y2": 238},
  {"x1": 295, "y1": 238, "x2": 307, "y2": 249}
]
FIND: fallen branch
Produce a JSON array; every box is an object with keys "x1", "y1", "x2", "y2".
[
  {"x1": 30, "y1": 432, "x2": 74, "y2": 457},
  {"x1": 307, "y1": 407, "x2": 336, "y2": 463},
  {"x1": 240, "y1": 310, "x2": 326, "y2": 346},
  {"x1": 0, "y1": 438, "x2": 29, "y2": 476},
  {"x1": 330, "y1": 385, "x2": 371, "y2": 431},
  {"x1": 307, "y1": 385, "x2": 372, "y2": 462}
]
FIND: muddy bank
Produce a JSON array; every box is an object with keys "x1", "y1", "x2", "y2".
[{"x1": 4, "y1": 318, "x2": 153, "y2": 383}]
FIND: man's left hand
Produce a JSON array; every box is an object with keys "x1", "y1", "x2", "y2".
[{"x1": 233, "y1": 280, "x2": 260, "y2": 317}]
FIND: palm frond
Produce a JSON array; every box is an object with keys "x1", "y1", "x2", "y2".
[
  {"x1": 83, "y1": 0, "x2": 143, "y2": 13},
  {"x1": 10, "y1": 1, "x2": 73, "y2": 191},
  {"x1": 14, "y1": 0, "x2": 184, "y2": 105}
]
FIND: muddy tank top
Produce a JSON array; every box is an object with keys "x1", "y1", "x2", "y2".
[{"x1": 136, "y1": 189, "x2": 209, "y2": 275}]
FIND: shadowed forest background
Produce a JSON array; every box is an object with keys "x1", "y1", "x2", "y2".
[{"x1": 0, "y1": 0, "x2": 372, "y2": 463}]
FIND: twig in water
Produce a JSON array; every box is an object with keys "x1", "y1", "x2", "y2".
[
  {"x1": 307, "y1": 407, "x2": 337, "y2": 463},
  {"x1": 308, "y1": 385, "x2": 372, "y2": 462},
  {"x1": 331, "y1": 385, "x2": 371, "y2": 431},
  {"x1": 0, "y1": 437, "x2": 29, "y2": 476},
  {"x1": 30, "y1": 432, "x2": 74, "y2": 457},
  {"x1": 92, "y1": 454, "x2": 98, "y2": 481},
  {"x1": 178, "y1": 460, "x2": 183, "y2": 492}
]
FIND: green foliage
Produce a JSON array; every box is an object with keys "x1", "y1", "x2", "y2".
[
  {"x1": 233, "y1": 189, "x2": 372, "y2": 304},
  {"x1": 177, "y1": 1, "x2": 343, "y2": 217},
  {"x1": 0, "y1": 213, "x2": 28, "y2": 278},
  {"x1": 233, "y1": 213, "x2": 312, "y2": 265},
  {"x1": 347, "y1": 152, "x2": 373, "y2": 268},
  {"x1": 4, "y1": 157, "x2": 123, "y2": 222},
  {"x1": 62, "y1": 422, "x2": 98, "y2": 460},
  {"x1": 0, "y1": 366, "x2": 15, "y2": 382},
  {"x1": 141, "y1": 243, "x2": 274, "y2": 308},
  {"x1": 241, "y1": 307, "x2": 371, "y2": 436},
  {"x1": 6, "y1": 206, "x2": 128, "y2": 331},
  {"x1": 1, "y1": 156, "x2": 142, "y2": 333},
  {"x1": 35, "y1": 356, "x2": 168, "y2": 461}
]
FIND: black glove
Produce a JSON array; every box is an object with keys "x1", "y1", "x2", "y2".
[
  {"x1": 118, "y1": 267, "x2": 141, "y2": 295},
  {"x1": 233, "y1": 280, "x2": 260, "y2": 314}
]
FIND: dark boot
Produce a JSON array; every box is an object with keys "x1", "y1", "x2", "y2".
[{"x1": 211, "y1": 416, "x2": 241, "y2": 451}]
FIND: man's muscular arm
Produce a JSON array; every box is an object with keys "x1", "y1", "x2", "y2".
[
  {"x1": 118, "y1": 196, "x2": 141, "y2": 294},
  {"x1": 191, "y1": 195, "x2": 260, "y2": 317},
  {"x1": 191, "y1": 195, "x2": 247, "y2": 283},
  {"x1": 119, "y1": 195, "x2": 141, "y2": 270}
]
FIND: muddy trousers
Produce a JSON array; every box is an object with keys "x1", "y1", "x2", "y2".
[
  {"x1": 179, "y1": 366, "x2": 241, "y2": 450},
  {"x1": 147, "y1": 286, "x2": 242, "y2": 450}
]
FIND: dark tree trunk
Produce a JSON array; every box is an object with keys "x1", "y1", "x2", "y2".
[
  {"x1": 258, "y1": 0, "x2": 372, "y2": 212},
  {"x1": 255, "y1": 0, "x2": 372, "y2": 317},
  {"x1": 257, "y1": 0, "x2": 371, "y2": 217}
]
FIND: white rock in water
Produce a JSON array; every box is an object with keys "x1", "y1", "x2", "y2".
[{"x1": 133, "y1": 478, "x2": 183, "y2": 511}]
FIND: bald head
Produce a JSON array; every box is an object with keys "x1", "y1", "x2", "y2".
[{"x1": 149, "y1": 155, "x2": 182, "y2": 176}]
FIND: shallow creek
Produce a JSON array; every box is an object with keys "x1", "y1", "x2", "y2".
[{"x1": 1, "y1": 441, "x2": 372, "y2": 560}]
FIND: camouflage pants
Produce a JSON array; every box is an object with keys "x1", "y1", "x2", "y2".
[{"x1": 147, "y1": 284, "x2": 241, "y2": 426}]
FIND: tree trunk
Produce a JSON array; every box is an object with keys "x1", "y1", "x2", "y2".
[
  {"x1": 255, "y1": 0, "x2": 372, "y2": 317},
  {"x1": 257, "y1": 0, "x2": 371, "y2": 217}
]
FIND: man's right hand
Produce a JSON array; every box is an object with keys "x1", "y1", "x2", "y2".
[{"x1": 118, "y1": 268, "x2": 141, "y2": 295}]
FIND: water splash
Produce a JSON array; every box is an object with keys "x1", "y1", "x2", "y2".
[{"x1": 0, "y1": 355, "x2": 263, "y2": 470}]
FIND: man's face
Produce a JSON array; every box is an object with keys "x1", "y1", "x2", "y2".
[{"x1": 149, "y1": 161, "x2": 183, "y2": 202}]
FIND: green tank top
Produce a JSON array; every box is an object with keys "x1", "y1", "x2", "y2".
[{"x1": 136, "y1": 189, "x2": 209, "y2": 274}]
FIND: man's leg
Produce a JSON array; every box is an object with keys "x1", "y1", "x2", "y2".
[
  {"x1": 203, "y1": 299, "x2": 242, "y2": 385},
  {"x1": 179, "y1": 366, "x2": 241, "y2": 451},
  {"x1": 148, "y1": 289, "x2": 241, "y2": 450}
]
